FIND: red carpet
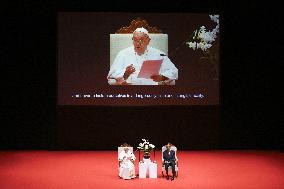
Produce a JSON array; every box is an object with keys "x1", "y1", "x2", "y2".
[{"x1": 0, "y1": 151, "x2": 283, "y2": 189}]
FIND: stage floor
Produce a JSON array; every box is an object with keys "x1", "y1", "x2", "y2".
[{"x1": 0, "y1": 151, "x2": 283, "y2": 189}]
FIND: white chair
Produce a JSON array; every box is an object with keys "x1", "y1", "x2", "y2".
[
  {"x1": 118, "y1": 146, "x2": 133, "y2": 175},
  {"x1": 162, "y1": 145, "x2": 178, "y2": 177}
]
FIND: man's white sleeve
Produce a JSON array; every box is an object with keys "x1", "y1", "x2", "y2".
[
  {"x1": 107, "y1": 52, "x2": 125, "y2": 79},
  {"x1": 118, "y1": 151, "x2": 124, "y2": 161},
  {"x1": 159, "y1": 56, "x2": 178, "y2": 80},
  {"x1": 131, "y1": 153, "x2": 136, "y2": 160}
]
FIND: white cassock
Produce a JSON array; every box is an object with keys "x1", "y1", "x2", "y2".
[
  {"x1": 118, "y1": 150, "x2": 136, "y2": 179},
  {"x1": 108, "y1": 46, "x2": 178, "y2": 85}
]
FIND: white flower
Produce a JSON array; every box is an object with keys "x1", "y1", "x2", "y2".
[
  {"x1": 138, "y1": 139, "x2": 155, "y2": 151},
  {"x1": 200, "y1": 31, "x2": 215, "y2": 43},
  {"x1": 212, "y1": 26, "x2": 219, "y2": 37},
  {"x1": 186, "y1": 42, "x2": 197, "y2": 50},
  {"x1": 196, "y1": 43, "x2": 202, "y2": 49},
  {"x1": 186, "y1": 14, "x2": 219, "y2": 52},
  {"x1": 200, "y1": 43, "x2": 212, "y2": 51},
  {"x1": 200, "y1": 26, "x2": 206, "y2": 31},
  {"x1": 209, "y1": 15, "x2": 219, "y2": 24}
]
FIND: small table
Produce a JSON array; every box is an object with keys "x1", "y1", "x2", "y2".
[{"x1": 139, "y1": 160, "x2": 157, "y2": 178}]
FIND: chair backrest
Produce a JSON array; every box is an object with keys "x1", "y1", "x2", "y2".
[
  {"x1": 110, "y1": 34, "x2": 168, "y2": 67},
  {"x1": 118, "y1": 147, "x2": 133, "y2": 158},
  {"x1": 162, "y1": 145, "x2": 178, "y2": 160}
]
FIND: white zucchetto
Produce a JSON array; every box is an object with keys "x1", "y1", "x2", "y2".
[{"x1": 134, "y1": 27, "x2": 149, "y2": 36}]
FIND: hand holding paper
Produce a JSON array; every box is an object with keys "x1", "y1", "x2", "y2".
[
  {"x1": 150, "y1": 75, "x2": 168, "y2": 82},
  {"x1": 123, "y1": 64, "x2": 136, "y2": 80},
  {"x1": 137, "y1": 59, "x2": 163, "y2": 79}
]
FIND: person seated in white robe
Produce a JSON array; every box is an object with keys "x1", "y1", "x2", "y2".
[
  {"x1": 108, "y1": 27, "x2": 178, "y2": 85},
  {"x1": 118, "y1": 146, "x2": 136, "y2": 179}
]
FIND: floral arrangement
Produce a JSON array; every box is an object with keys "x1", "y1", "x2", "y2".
[
  {"x1": 186, "y1": 15, "x2": 220, "y2": 80},
  {"x1": 186, "y1": 15, "x2": 219, "y2": 51},
  {"x1": 137, "y1": 139, "x2": 155, "y2": 154}
]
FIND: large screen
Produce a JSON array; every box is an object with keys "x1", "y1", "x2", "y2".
[{"x1": 57, "y1": 12, "x2": 220, "y2": 106}]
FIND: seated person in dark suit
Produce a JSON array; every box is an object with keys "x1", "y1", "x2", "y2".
[{"x1": 163, "y1": 142, "x2": 176, "y2": 180}]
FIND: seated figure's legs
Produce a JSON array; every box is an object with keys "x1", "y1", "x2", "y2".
[
  {"x1": 120, "y1": 161, "x2": 136, "y2": 179},
  {"x1": 170, "y1": 159, "x2": 176, "y2": 177},
  {"x1": 121, "y1": 167, "x2": 131, "y2": 179},
  {"x1": 165, "y1": 162, "x2": 170, "y2": 176},
  {"x1": 130, "y1": 166, "x2": 135, "y2": 178}
]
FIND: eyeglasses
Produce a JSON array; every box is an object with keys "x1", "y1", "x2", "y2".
[{"x1": 132, "y1": 37, "x2": 148, "y2": 44}]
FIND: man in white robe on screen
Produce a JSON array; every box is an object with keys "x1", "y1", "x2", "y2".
[
  {"x1": 107, "y1": 27, "x2": 178, "y2": 85},
  {"x1": 118, "y1": 147, "x2": 136, "y2": 179}
]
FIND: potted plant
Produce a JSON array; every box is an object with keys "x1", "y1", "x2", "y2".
[{"x1": 137, "y1": 139, "x2": 155, "y2": 160}]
